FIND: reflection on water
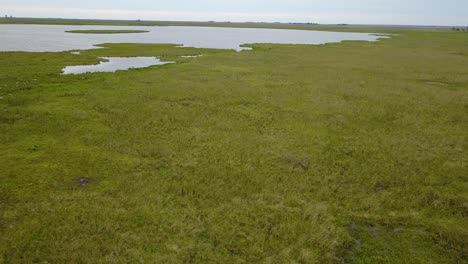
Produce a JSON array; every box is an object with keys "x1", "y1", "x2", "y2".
[
  {"x1": 62, "y1": 57, "x2": 174, "y2": 75},
  {"x1": 0, "y1": 25, "x2": 386, "y2": 52}
]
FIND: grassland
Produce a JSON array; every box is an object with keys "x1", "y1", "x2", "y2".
[
  {"x1": 0, "y1": 24, "x2": 467, "y2": 263},
  {"x1": 66, "y1": 29, "x2": 149, "y2": 34}
]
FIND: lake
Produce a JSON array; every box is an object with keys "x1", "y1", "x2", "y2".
[{"x1": 0, "y1": 24, "x2": 384, "y2": 52}]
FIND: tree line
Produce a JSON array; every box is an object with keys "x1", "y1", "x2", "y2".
[{"x1": 451, "y1": 27, "x2": 468, "y2": 32}]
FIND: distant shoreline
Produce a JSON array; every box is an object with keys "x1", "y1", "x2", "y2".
[
  {"x1": 65, "y1": 29, "x2": 149, "y2": 34},
  {"x1": 0, "y1": 17, "x2": 463, "y2": 33}
]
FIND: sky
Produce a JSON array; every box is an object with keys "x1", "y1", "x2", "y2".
[{"x1": 2, "y1": 0, "x2": 468, "y2": 26}]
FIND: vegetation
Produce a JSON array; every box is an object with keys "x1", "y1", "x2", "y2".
[
  {"x1": 0, "y1": 26, "x2": 467, "y2": 263},
  {"x1": 0, "y1": 17, "x2": 452, "y2": 33},
  {"x1": 66, "y1": 29, "x2": 149, "y2": 34},
  {"x1": 452, "y1": 27, "x2": 468, "y2": 32}
]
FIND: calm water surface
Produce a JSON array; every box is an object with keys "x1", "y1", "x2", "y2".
[
  {"x1": 0, "y1": 24, "x2": 384, "y2": 52},
  {"x1": 62, "y1": 57, "x2": 174, "y2": 75}
]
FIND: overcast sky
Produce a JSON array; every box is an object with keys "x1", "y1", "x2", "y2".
[{"x1": 2, "y1": 0, "x2": 468, "y2": 26}]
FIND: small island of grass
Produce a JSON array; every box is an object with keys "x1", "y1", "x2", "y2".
[{"x1": 66, "y1": 29, "x2": 149, "y2": 34}]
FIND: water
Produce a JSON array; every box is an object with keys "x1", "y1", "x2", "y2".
[
  {"x1": 0, "y1": 24, "x2": 384, "y2": 52},
  {"x1": 62, "y1": 57, "x2": 174, "y2": 75}
]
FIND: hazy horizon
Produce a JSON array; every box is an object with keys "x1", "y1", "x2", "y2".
[
  {"x1": 2, "y1": 0, "x2": 468, "y2": 27},
  {"x1": 5, "y1": 17, "x2": 468, "y2": 28}
]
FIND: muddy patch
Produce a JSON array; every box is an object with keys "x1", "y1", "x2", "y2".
[
  {"x1": 164, "y1": 96, "x2": 203, "y2": 107},
  {"x1": 352, "y1": 238, "x2": 362, "y2": 250},
  {"x1": 373, "y1": 183, "x2": 386, "y2": 192},
  {"x1": 283, "y1": 155, "x2": 310, "y2": 172},
  {"x1": 426, "y1": 81, "x2": 448, "y2": 86},
  {"x1": 77, "y1": 177, "x2": 91, "y2": 187},
  {"x1": 369, "y1": 225, "x2": 380, "y2": 237}
]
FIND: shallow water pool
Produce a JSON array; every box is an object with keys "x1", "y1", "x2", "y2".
[{"x1": 62, "y1": 57, "x2": 174, "y2": 75}]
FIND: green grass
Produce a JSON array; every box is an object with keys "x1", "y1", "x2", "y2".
[
  {"x1": 0, "y1": 27, "x2": 467, "y2": 263},
  {"x1": 66, "y1": 29, "x2": 149, "y2": 34}
]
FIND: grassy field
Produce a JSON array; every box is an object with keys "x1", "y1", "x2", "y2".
[
  {"x1": 66, "y1": 29, "x2": 149, "y2": 34},
  {"x1": 0, "y1": 23, "x2": 467, "y2": 263}
]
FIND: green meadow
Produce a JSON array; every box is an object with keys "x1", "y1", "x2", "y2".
[{"x1": 0, "y1": 24, "x2": 467, "y2": 263}]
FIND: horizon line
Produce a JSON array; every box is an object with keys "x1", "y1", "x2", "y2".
[{"x1": 4, "y1": 16, "x2": 468, "y2": 28}]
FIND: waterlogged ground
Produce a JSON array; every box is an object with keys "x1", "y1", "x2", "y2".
[
  {"x1": 62, "y1": 57, "x2": 174, "y2": 75},
  {"x1": 0, "y1": 29, "x2": 467, "y2": 263}
]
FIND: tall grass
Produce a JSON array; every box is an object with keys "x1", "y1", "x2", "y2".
[{"x1": 0, "y1": 30, "x2": 467, "y2": 263}]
